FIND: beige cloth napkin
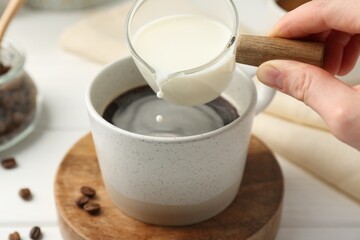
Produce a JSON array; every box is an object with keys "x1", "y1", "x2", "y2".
[
  {"x1": 59, "y1": 3, "x2": 360, "y2": 201},
  {"x1": 60, "y1": 2, "x2": 132, "y2": 64},
  {"x1": 253, "y1": 112, "x2": 360, "y2": 201},
  {"x1": 264, "y1": 91, "x2": 328, "y2": 131},
  {"x1": 254, "y1": 83, "x2": 360, "y2": 201}
]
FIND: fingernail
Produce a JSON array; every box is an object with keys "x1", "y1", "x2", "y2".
[{"x1": 257, "y1": 64, "x2": 283, "y2": 89}]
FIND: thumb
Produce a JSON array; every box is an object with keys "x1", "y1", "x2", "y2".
[{"x1": 256, "y1": 60, "x2": 357, "y2": 133}]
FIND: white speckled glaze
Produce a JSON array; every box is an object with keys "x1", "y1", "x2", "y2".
[{"x1": 85, "y1": 56, "x2": 273, "y2": 225}]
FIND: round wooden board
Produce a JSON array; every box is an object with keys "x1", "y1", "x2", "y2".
[{"x1": 55, "y1": 133, "x2": 284, "y2": 240}]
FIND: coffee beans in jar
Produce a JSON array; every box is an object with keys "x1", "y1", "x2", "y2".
[{"x1": 0, "y1": 40, "x2": 39, "y2": 151}]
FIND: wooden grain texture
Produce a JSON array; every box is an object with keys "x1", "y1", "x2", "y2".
[
  {"x1": 0, "y1": 0, "x2": 25, "y2": 41},
  {"x1": 276, "y1": 0, "x2": 311, "y2": 11},
  {"x1": 55, "y1": 133, "x2": 284, "y2": 240},
  {"x1": 236, "y1": 35, "x2": 325, "y2": 67}
]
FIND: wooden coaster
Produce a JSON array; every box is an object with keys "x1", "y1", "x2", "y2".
[{"x1": 55, "y1": 133, "x2": 284, "y2": 240}]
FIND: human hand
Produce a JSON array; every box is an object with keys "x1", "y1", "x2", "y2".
[{"x1": 256, "y1": 0, "x2": 360, "y2": 150}]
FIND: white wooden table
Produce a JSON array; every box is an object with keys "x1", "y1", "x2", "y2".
[{"x1": 1, "y1": 1, "x2": 360, "y2": 239}]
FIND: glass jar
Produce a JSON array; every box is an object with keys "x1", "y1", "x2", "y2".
[
  {"x1": 26, "y1": 0, "x2": 111, "y2": 10},
  {"x1": 0, "y1": 40, "x2": 40, "y2": 151}
]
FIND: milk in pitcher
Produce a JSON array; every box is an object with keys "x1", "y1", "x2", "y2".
[{"x1": 132, "y1": 14, "x2": 236, "y2": 106}]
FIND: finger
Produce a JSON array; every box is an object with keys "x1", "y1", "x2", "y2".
[
  {"x1": 256, "y1": 60, "x2": 355, "y2": 125},
  {"x1": 338, "y1": 34, "x2": 360, "y2": 75},
  {"x1": 301, "y1": 31, "x2": 360, "y2": 75},
  {"x1": 270, "y1": 0, "x2": 360, "y2": 38},
  {"x1": 304, "y1": 30, "x2": 332, "y2": 42},
  {"x1": 354, "y1": 84, "x2": 360, "y2": 91},
  {"x1": 322, "y1": 31, "x2": 352, "y2": 75}
]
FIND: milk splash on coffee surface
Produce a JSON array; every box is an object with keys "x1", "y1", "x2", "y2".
[{"x1": 102, "y1": 86, "x2": 239, "y2": 137}]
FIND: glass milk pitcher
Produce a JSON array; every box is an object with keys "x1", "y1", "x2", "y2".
[{"x1": 125, "y1": 0, "x2": 239, "y2": 106}]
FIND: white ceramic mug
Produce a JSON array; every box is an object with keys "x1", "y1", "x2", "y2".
[{"x1": 85, "y1": 56, "x2": 274, "y2": 226}]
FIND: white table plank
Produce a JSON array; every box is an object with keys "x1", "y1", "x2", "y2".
[
  {"x1": 28, "y1": 55, "x2": 101, "y2": 130},
  {"x1": 0, "y1": 226, "x2": 62, "y2": 240},
  {"x1": 276, "y1": 155, "x2": 360, "y2": 228},
  {"x1": 277, "y1": 228, "x2": 360, "y2": 240},
  {"x1": 0, "y1": 129, "x2": 88, "y2": 224}
]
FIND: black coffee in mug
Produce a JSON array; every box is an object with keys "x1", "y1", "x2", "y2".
[{"x1": 102, "y1": 86, "x2": 239, "y2": 137}]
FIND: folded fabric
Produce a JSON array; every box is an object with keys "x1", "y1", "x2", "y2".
[
  {"x1": 264, "y1": 91, "x2": 328, "y2": 131},
  {"x1": 252, "y1": 113, "x2": 360, "y2": 201},
  {"x1": 60, "y1": 2, "x2": 132, "y2": 64}
]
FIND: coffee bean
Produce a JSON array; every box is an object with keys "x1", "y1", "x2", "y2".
[
  {"x1": 0, "y1": 63, "x2": 10, "y2": 75},
  {"x1": 84, "y1": 202, "x2": 101, "y2": 215},
  {"x1": 75, "y1": 195, "x2": 89, "y2": 208},
  {"x1": 19, "y1": 188, "x2": 32, "y2": 200},
  {"x1": 80, "y1": 186, "x2": 96, "y2": 198},
  {"x1": 8, "y1": 231, "x2": 21, "y2": 240},
  {"x1": 12, "y1": 111, "x2": 25, "y2": 124},
  {"x1": 30, "y1": 226, "x2": 41, "y2": 240},
  {"x1": 1, "y1": 157, "x2": 17, "y2": 169}
]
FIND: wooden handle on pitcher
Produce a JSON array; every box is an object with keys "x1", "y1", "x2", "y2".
[{"x1": 236, "y1": 35, "x2": 325, "y2": 67}]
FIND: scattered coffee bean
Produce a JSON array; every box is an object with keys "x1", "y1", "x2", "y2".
[
  {"x1": 80, "y1": 186, "x2": 96, "y2": 198},
  {"x1": 75, "y1": 195, "x2": 89, "y2": 208},
  {"x1": 29, "y1": 226, "x2": 41, "y2": 240},
  {"x1": 83, "y1": 202, "x2": 101, "y2": 215},
  {"x1": 1, "y1": 157, "x2": 17, "y2": 169},
  {"x1": 19, "y1": 188, "x2": 32, "y2": 200},
  {"x1": 8, "y1": 231, "x2": 21, "y2": 240}
]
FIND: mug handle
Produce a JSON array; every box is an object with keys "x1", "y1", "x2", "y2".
[{"x1": 238, "y1": 64, "x2": 276, "y2": 114}]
